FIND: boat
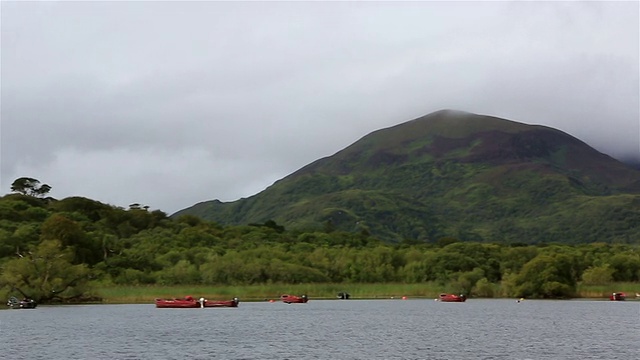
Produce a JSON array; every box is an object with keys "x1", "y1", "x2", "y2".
[
  {"x1": 280, "y1": 294, "x2": 308, "y2": 304},
  {"x1": 155, "y1": 296, "x2": 239, "y2": 308},
  {"x1": 203, "y1": 298, "x2": 239, "y2": 308},
  {"x1": 436, "y1": 293, "x2": 467, "y2": 302},
  {"x1": 155, "y1": 296, "x2": 203, "y2": 308},
  {"x1": 337, "y1": 292, "x2": 350, "y2": 299},
  {"x1": 7, "y1": 296, "x2": 37, "y2": 309},
  {"x1": 609, "y1": 292, "x2": 626, "y2": 301}
]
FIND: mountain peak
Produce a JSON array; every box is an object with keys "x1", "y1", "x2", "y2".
[{"x1": 173, "y1": 112, "x2": 640, "y2": 243}]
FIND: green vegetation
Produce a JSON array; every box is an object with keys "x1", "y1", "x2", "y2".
[
  {"x1": 1, "y1": 180, "x2": 638, "y2": 304},
  {"x1": 94, "y1": 283, "x2": 445, "y2": 303},
  {"x1": 175, "y1": 110, "x2": 640, "y2": 244},
  {"x1": 94, "y1": 282, "x2": 640, "y2": 304}
]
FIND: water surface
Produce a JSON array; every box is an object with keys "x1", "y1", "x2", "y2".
[{"x1": 1, "y1": 299, "x2": 638, "y2": 359}]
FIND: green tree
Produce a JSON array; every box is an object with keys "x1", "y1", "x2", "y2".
[
  {"x1": 156, "y1": 259, "x2": 199, "y2": 285},
  {"x1": 581, "y1": 264, "x2": 614, "y2": 285},
  {"x1": 40, "y1": 213, "x2": 101, "y2": 264},
  {"x1": 511, "y1": 254, "x2": 577, "y2": 298},
  {"x1": 6, "y1": 224, "x2": 40, "y2": 255},
  {"x1": 608, "y1": 254, "x2": 640, "y2": 281},
  {"x1": 472, "y1": 278, "x2": 496, "y2": 298},
  {"x1": 10, "y1": 177, "x2": 52, "y2": 197},
  {"x1": 451, "y1": 267, "x2": 485, "y2": 295},
  {"x1": 0, "y1": 240, "x2": 91, "y2": 303}
]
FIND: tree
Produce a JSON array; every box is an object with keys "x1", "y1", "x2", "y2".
[
  {"x1": 511, "y1": 254, "x2": 577, "y2": 298},
  {"x1": 581, "y1": 264, "x2": 614, "y2": 285},
  {"x1": 35, "y1": 184, "x2": 52, "y2": 197},
  {"x1": 40, "y1": 214, "x2": 101, "y2": 264},
  {"x1": 608, "y1": 254, "x2": 640, "y2": 281},
  {"x1": 0, "y1": 240, "x2": 92, "y2": 303},
  {"x1": 10, "y1": 177, "x2": 52, "y2": 197}
]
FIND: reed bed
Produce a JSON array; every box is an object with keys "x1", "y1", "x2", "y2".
[
  {"x1": 576, "y1": 282, "x2": 639, "y2": 299},
  {"x1": 96, "y1": 282, "x2": 446, "y2": 303},
  {"x1": 94, "y1": 282, "x2": 640, "y2": 304}
]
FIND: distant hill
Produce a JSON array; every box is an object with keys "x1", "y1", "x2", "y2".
[
  {"x1": 623, "y1": 159, "x2": 640, "y2": 170},
  {"x1": 173, "y1": 110, "x2": 640, "y2": 244}
]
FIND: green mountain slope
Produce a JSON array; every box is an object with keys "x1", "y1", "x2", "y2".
[{"x1": 173, "y1": 110, "x2": 640, "y2": 243}]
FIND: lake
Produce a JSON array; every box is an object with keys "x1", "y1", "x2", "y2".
[{"x1": 1, "y1": 299, "x2": 638, "y2": 359}]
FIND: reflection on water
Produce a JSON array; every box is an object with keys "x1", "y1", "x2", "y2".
[{"x1": 1, "y1": 299, "x2": 638, "y2": 359}]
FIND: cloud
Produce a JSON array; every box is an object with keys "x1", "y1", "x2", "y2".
[{"x1": 1, "y1": 1, "x2": 638, "y2": 213}]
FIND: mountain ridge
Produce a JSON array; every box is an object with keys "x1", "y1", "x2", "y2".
[{"x1": 173, "y1": 110, "x2": 640, "y2": 244}]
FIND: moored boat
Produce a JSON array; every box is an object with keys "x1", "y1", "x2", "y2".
[
  {"x1": 609, "y1": 292, "x2": 626, "y2": 301},
  {"x1": 436, "y1": 293, "x2": 466, "y2": 302},
  {"x1": 7, "y1": 296, "x2": 37, "y2": 309},
  {"x1": 280, "y1": 294, "x2": 308, "y2": 304},
  {"x1": 155, "y1": 296, "x2": 239, "y2": 308},
  {"x1": 155, "y1": 296, "x2": 203, "y2": 308},
  {"x1": 204, "y1": 297, "x2": 239, "y2": 308}
]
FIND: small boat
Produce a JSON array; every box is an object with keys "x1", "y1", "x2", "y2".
[
  {"x1": 609, "y1": 292, "x2": 626, "y2": 301},
  {"x1": 337, "y1": 292, "x2": 350, "y2": 299},
  {"x1": 7, "y1": 296, "x2": 37, "y2": 309},
  {"x1": 203, "y1": 298, "x2": 239, "y2": 308},
  {"x1": 155, "y1": 296, "x2": 239, "y2": 308},
  {"x1": 436, "y1": 293, "x2": 467, "y2": 302},
  {"x1": 280, "y1": 294, "x2": 308, "y2": 304},
  {"x1": 155, "y1": 296, "x2": 203, "y2": 308}
]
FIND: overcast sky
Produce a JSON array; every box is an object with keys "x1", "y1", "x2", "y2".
[{"x1": 1, "y1": 1, "x2": 639, "y2": 214}]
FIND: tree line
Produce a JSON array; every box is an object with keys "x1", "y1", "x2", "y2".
[{"x1": 0, "y1": 180, "x2": 638, "y2": 303}]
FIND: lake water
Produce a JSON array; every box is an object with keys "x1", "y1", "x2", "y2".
[{"x1": 1, "y1": 299, "x2": 638, "y2": 359}]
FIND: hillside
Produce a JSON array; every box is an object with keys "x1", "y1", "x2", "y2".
[{"x1": 173, "y1": 110, "x2": 640, "y2": 243}]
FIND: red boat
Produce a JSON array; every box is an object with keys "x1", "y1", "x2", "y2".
[
  {"x1": 437, "y1": 293, "x2": 467, "y2": 302},
  {"x1": 204, "y1": 298, "x2": 239, "y2": 308},
  {"x1": 609, "y1": 292, "x2": 626, "y2": 301},
  {"x1": 280, "y1": 294, "x2": 308, "y2": 304},
  {"x1": 155, "y1": 296, "x2": 239, "y2": 308}
]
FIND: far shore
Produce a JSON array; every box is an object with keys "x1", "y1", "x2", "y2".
[
  {"x1": 4, "y1": 283, "x2": 636, "y2": 306},
  {"x1": 88, "y1": 283, "x2": 639, "y2": 304}
]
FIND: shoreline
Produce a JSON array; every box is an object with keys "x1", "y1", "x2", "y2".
[
  {"x1": 90, "y1": 283, "x2": 639, "y2": 304},
  {"x1": 11, "y1": 296, "x2": 640, "y2": 306},
  {"x1": 5, "y1": 283, "x2": 637, "y2": 306}
]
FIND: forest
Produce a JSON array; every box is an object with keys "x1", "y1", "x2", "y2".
[{"x1": 0, "y1": 178, "x2": 639, "y2": 303}]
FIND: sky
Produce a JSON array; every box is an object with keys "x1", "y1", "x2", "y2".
[{"x1": 1, "y1": 1, "x2": 639, "y2": 214}]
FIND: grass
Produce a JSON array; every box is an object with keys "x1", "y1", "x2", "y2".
[
  {"x1": 576, "y1": 282, "x2": 639, "y2": 298},
  {"x1": 95, "y1": 283, "x2": 445, "y2": 304},
  {"x1": 93, "y1": 282, "x2": 640, "y2": 304}
]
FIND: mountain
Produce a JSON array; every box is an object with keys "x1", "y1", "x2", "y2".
[{"x1": 173, "y1": 110, "x2": 640, "y2": 244}]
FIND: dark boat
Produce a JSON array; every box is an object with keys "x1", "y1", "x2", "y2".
[
  {"x1": 609, "y1": 292, "x2": 626, "y2": 301},
  {"x1": 7, "y1": 296, "x2": 37, "y2": 309},
  {"x1": 280, "y1": 294, "x2": 308, "y2": 304},
  {"x1": 155, "y1": 296, "x2": 239, "y2": 308},
  {"x1": 437, "y1": 293, "x2": 467, "y2": 302},
  {"x1": 337, "y1": 292, "x2": 350, "y2": 299}
]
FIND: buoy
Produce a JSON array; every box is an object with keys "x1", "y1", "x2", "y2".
[
  {"x1": 269, "y1": 299, "x2": 274, "y2": 303},
  {"x1": 402, "y1": 296, "x2": 407, "y2": 300}
]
